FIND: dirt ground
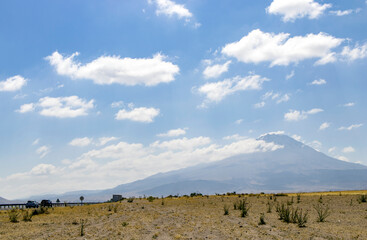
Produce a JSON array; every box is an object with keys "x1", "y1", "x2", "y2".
[{"x1": 1, "y1": 190, "x2": 367, "y2": 240}]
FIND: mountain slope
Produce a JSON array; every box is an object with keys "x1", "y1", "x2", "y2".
[{"x1": 28, "y1": 134, "x2": 367, "y2": 202}]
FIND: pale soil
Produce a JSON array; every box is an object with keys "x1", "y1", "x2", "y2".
[{"x1": 1, "y1": 191, "x2": 367, "y2": 240}]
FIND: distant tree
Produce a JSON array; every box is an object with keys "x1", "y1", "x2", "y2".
[
  {"x1": 56, "y1": 199, "x2": 60, "y2": 203},
  {"x1": 80, "y1": 196, "x2": 84, "y2": 204}
]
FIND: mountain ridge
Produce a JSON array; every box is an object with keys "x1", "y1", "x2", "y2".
[{"x1": 26, "y1": 134, "x2": 367, "y2": 202}]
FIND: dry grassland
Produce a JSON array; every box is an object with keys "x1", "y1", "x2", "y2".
[{"x1": 1, "y1": 190, "x2": 367, "y2": 239}]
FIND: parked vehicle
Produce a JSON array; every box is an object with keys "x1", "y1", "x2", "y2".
[
  {"x1": 40, "y1": 200, "x2": 52, "y2": 207},
  {"x1": 25, "y1": 201, "x2": 39, "y2": 208}
]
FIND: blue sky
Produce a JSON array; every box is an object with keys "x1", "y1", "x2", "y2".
[{"x1": 0, "y1": 0, "x2": 366, "y2": 199}]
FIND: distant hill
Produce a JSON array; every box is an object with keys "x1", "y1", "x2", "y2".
[
  {"x1": 28, "y1": 134, "x2": 367, "y2": 202},
  {"x1": 0, "y1": 196, "x2": 17, "y2": 204}
]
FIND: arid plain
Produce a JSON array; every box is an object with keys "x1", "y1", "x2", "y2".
[{"x1": 1, "y1": 190, "x2": 367, "y2": 240}]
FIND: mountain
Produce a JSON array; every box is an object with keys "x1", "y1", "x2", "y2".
[
  {"x1": 0, "y1": 196, "x2": 17, "y2": 204},
  {"x1": 28, "y1": 134, "x2": 367, "y2": 202}
]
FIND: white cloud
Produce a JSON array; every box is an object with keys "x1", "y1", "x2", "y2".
[
  {"x1": 330, "y1": 9, "x2": 353, "y2": 16},
  {"x1": 336, "y1": 155, "x2": 349, "y2": 162},
  {"x1": 18, "y1": 96, "x2": 94, "y2": 118},
  {"x1": 149, "y1": 0, "x2": 193, "y2": 19},
  {"x1": 32, "y1": 139, "x2": 40, "y2": 145},
  {"x1": 319, "y1": 122, "x2": 330, "y2": 130},
  {"x1": 266, "y1": 0, "x2": 331, "y2": 22},
  {"x1": 328, "y1": 147, "x2": 336, "y2": 153},
  {"x1": 115, "y1": 107, "x2": 160, "y2": 123},
  {"x1": 309, "y1": 140, "x2": 322, "y2": 151},
  {"x1": 1, "y1": 136, "x2": 284, "y2": 199},
  {"x1": 36, "y1": 146, "x2": 50, "y2": 159},
  {"x1": 69, "y1": 137, "x2": 93, "y2": 147},
  {"x1": 98, "y1": 137, "x2": 118, "y2": 146},
  {"x1": 235, "y1": 119, "x2": 243, "y2": 125},
  {"x1": 254, "y1": 101, "x2": 266, "y2": 108},
  {"x1": 343, "y1": 102, "x2": 355, "y2": 107},
  {"x1": 261, "y1": 91, "x2": 290, "y2": 105},
  {"x1": 284, "y1": 108, "x2": 323, "y2": 121},
  {"x1": 203, "y1": 61, "x2": 231, "y2": 79},
  {"x1": 223, "y1": 134, "x2": 247, "y2": 141},
  {"x1": 0, "y1": 75, "x2": 27, "y2": 92},
  {"x1": 291, "y1": 134, "x2": 302, "y2": 142},
  {"x1": 342, "y1": 146, "x2": 355, "y2": 153},
  {"x1": 157, "y1": 128, "x2": 187, "y2": 137},
  {"x1": 276, "y1": 94, "x2": 290, "y2": 104},
  {"x1": 286, "y1": 70, "x2": 295, "y2": 80},
  {"x1": 338, "y1": 124, "x2": 363, "y2": 131},
  {"x1": 196, "y1": 74, "x2": 269, "y2": 107},
  {"x1": 222, "y1": 29, "x2": 343, "y2": 66},
  {"x1": 30, "y1": 164, "x2": 57, "y2": 176},
  {"x1": 16, "y1": 103, "x2": 35, "y2": 113},
  {"x1": 46, "y1": 51, "x2": 179, "y2": 87},
  {"x1": 310, "y1": 79, "x2": 327, "y2": 85},
  {"x1": 341, "y1": 43, "x2": 367, "y2": 62},
  {"x1": 111, "y1": 101, "x2": 124, "y2": 108}
]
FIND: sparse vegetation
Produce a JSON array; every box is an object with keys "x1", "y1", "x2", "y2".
[
  {"x1": 223, "y1": 205, "x2": 229, "y2": 215},
  {"x1": 127, "y1": 197, "x2": 135, "y2": 203},
  {"x1": 258, "y1": 213, "x2": 266, "y2": 225},
  {"x1": 8, "y1": 209, "x2": 19, "y2": 223},
  {"x1": 357, "y1": 194, "x2": 367, "y2": 203},
  {"x1": 147, "y1": 196, "x2": 155, "y2": 202},
  {"x1": 0, "y1": 190, "x2": 366, "y2": 239},
  {"x1": 22, "y1": 210, "x2": 32, "y2": 222},
  {"x1": 314, "y1": 203, "x2": 331, "y2": 222}
]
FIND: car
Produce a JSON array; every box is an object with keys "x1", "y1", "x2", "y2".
[
  {"x1": 40, "y1": 200, "x2": 52, "y2": 207},
  {"x1": 25, "y1": 201, "x2": 39, "y2": 208}
]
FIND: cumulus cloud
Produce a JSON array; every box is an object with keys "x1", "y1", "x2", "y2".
[
  {"x1": 196, "y1": 74, "x2": 269, "y2": 107},
  {"x1": 310, "y1": 79, "x2": 327, "y2": 85},
  {"x1": 16, "y1": 103, "x2": 35, "y2": 113},
  {"x1": 286, "y1": 70, "x2": 295, "y2": 80},
  {"x1": 338, "y1": 124, "x2": 363, "y2": 131},
  {"x1": 149, "y1": 0, "x2": 192, "y2": 19},
  {"x1": 223, "y1": 134, "x2": 247, "y2": 141},
  {"x1": 342, "y1": 146, "x2": 355, "y2": 153},
  {"x1": 98, "y1": 137, "x2": 119, "y2": 146},
  {"x1": 111, "y1": 101, "x2": 124, "y2": 108},
  {"x1": 203, "y1": 61, "x2": 231, "y2": 79},
  {"x1": 319, "y1": 122, "x2": 330, "y2": 130},
  {"x1": 284, "y1": 108, "x2": 323, "y2": 121},
  {"x1": 222, "y1": 29, "x2": 343, "y2": 66},
  {"x1": 18, "y1": 96, "x2": 94, "y2": 118},
  {"x1": 341, "y1": 43, "x2": 367, "y2": 62},
  {"x1": 0, "y1": 75, "x2": 27, "y2": 92},
  {"x1": 36, "y1": 146, "x2": 50, "y2": 159},
  {"x1": 266, "y1": 0, "x2": 331, "y2": 22},
  {"x1": 330, "y1": 8, "x2": 361, "y2": 16},
  {"x1": 157, "y1": 128, "x2": 187, "y2": 137},
  {"x1": 69, "y1": 137, "x2": 93, "y2": 147},
  {"x1": 328, "y1": 147, "x2": 336, "y2": 153},
  {"x1": 1, "y1": 135, "x2": 284, "y2": 199},
  {"x1": 115, "y1": 107, "x2": 160, "y2": 123},
  {"x1": 46, "y1": 51, "x2": 179, "y2": 86}
]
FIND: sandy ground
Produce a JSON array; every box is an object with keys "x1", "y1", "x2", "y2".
[{"x1": 0, "y1": 191, "x2": 367, "y2": 239}]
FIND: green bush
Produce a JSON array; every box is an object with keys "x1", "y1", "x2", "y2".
[
  {"x1": 22, "y1": 210, "x2": 33, "y2": 222},
  {"x1": 258, "y1": 213, "x2": 266, "y2": 225},
  {"x1": 223, "y1": 205, "x2": 229, "y2": 215},
  {"x1": 147, "y1": 196, "x2": 155, "y2": 202},
  {"x1": 8, "y1": 209, "x2": 19, "y2": 223},
  {"x1": 358, "y1": 195, "x2": 367, "y2": 203}
]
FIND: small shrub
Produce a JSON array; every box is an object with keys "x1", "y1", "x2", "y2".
[
  {"x1": 314, "y1": 203, "x2": 331, "y2": 222},
  {"x1": 72, "y1": 220, "x2": 78, "y2": 225},
  {"x1": 357, "y1": 195, "x2": 367, "y2": 203},
  {"x1": 8, "y1": 209, "x2": 19, "y2": 223},
  {"x1": 122, "y1": 222, "x2": 129, "y2": 227},
  {"x1": 113, "y1": 205, "x2": 118, "y2": 213},
  {"x1": 318, "y1": 195, "x2": 323, "y2": 203},
  {"x1": 108, "y1": 205, "x2": 113, "y2": 211},
  {"x1": 275, "y1": 193, "x2": 288, "y2": 197},
  {"x1": 296, "y1": 209, "x2": 308, "y2": 228},
  {"x1": 239, "y1": 199, "x2": 250, "y2": 218},
  {"x1": 258, "y1": 213, "x2": 266, "y2": 225},
  {"x1": 267, "y1": 201, "x2": 273, "y2": 213},
  {"x1": 276, "y1": 203, "x2": 291, "y2": 222},
  {"x1": 127, "y1": 197, "x2": 135, "y2": 203},
  {"x1": 147, "y1": 196, "x2": 155, "y2": 202},
  {"x1": 297, "y1": 194, "x2": 301, "y2": 203},
  {"x1": 80, "y1": 219, "x2": 86, "y2": 236},
  {"x1": 22, "y1": 211, "x2": 33, "y2": 222},
  {"x1": 223, "y1": 205, "x2": 229, "y2": 215}
]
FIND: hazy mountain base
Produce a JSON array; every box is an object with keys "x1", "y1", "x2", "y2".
[{"x1": 27, "y1": 134, "x2": 367, "y2": 202}]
